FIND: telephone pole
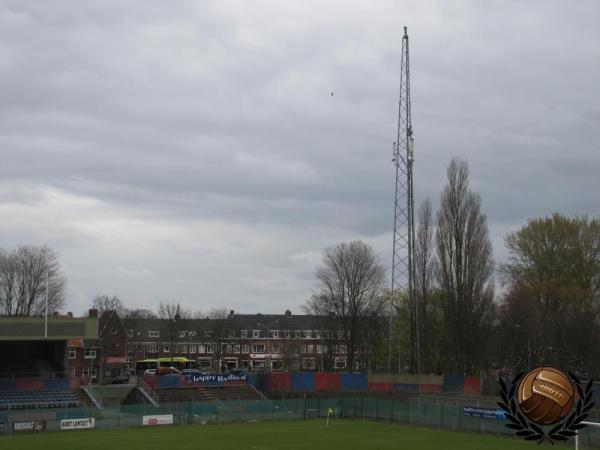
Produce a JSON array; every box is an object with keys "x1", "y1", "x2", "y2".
[{"x1": 388, "y1": 26, "x2": 419, "y2": 374}]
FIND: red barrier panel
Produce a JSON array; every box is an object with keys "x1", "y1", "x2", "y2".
[
  {"x1": 315, "y1": 373, "x2": 341, "y2": 392},
  {"x1": 268, "y1": 373, "x2": 292, "y2": 391},
  {"x1": 464, "y1": 377, "x2": 481, "y2": 394},
  {"x1": 142, "y1": 375, "x2": 156, "y2": 389},
  {"x1": 69, "y1": 377, "x2": 80, "y2": 389},
  {"x1": 15, "y1": 379, "x2": 44, "y2": 391},
  {"x1": 368, "y1": 382, "x2": 393, "y2": 392},
  {"x1": 419, "y1": 383, "x2": 442, "y2": 393}
]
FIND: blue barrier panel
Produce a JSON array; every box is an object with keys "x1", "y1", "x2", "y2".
[
  {"x1": 341, "y1": 373, "x2": 368, "y2": 391},
  {"x1": 291, "y1": 373, "x2": 315, "y2": 392},
  {"x1": 257, "y1": 373, "x2": 269, "y2": 391},
  {"x1": 158, "y1": 374, "x2": 181, "y2": 388},
  {"x1": 393, "y1": 383, "x2": 418, "y2": 392},
  {"x1": 44, "y1": 379, "x2": 69, "y2": 390},
  {"x1": 443, "y1": 375, "x2": 464, "y2": 392},
  {"x1": 246, "y1": 373, "x2": 260, "y2": 388}
]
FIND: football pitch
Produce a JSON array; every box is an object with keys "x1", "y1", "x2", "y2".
[{"x1": 0, "y1": 420, "x2": 539, "y2": 450}]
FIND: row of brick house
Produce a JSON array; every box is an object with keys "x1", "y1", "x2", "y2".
[{"x1": 66, "y1": 309, "x2": 352, "y2": 384}]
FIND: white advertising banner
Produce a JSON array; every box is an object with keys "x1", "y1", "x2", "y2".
[
  {"x1": 60, "y1": 418, "x2": 95, "y2": 430},
  {"x1": 142, "y1": 414, "x2": 173, "y2": 426}
]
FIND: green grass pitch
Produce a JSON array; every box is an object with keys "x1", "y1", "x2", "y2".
[{"x1": 0, "y1": 420, "x2": 539, "y2": 450}]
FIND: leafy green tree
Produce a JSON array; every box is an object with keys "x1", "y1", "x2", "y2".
[{"x1": 501, "y1": 214, "x2": 600, "y2": 376}]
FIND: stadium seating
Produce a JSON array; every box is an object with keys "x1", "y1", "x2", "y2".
[
  {"x1": 0, "y1": 389, "x2": 79, "y2": 410},
  {"x1": 156, "y1": 384, "x2": 265, "y2": 403}
]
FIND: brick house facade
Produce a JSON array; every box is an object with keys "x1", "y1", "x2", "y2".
[{"x1": 124, "y1": 310, "x2": 349, "y2": 373}]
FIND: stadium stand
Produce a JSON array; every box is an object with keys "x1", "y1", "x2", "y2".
[
  {"x1": 0, "y1": 388, "x2": 78, "y2": 410},
  {"x1": 155, "y1": 384, "x2": 265, "y2": 403}
]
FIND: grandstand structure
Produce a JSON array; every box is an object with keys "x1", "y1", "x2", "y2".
[{"x1": 0, "y1": 315, "x2": 97, "y2": 415}]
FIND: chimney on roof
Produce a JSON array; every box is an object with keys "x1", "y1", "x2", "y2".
[
  {"x1": 67, "y1": 312, "x2": 73, "y2": 318},
  {"x1": 88, "y1": 309, "x2": 99, "y2": 318},
  {"x1": 285, "y1": 309, "x2": 292, "y2": 317}
]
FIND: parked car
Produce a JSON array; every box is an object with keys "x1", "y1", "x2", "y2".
[
  {"x1": 156, "y1": 366, "x2": 181, "y2": 376},
  {"x1": 143, "y1": 369, "x2": 156, "y2": 376},
  {"x1": 110, "y1": 376, "x2": 129, "y2": 384}
]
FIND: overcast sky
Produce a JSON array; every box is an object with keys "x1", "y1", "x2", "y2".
[{"x1": 1, "y1": 1, "x2": 599, "y2": 315}]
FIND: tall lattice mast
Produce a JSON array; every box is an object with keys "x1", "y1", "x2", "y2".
[{"x1": 388, "y1": 26, "x2": 419, "y2": 374}]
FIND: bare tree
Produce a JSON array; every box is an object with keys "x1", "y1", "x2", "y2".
[
  {"x1": 306, "y1": 240, "x2": 386, "y2": 372},
  {"x1": 157, "y1": 302, "x2": 190, "y2": 365},
  {"x1": 91, "y1": 295, "x2": 127, "y2": 317},
  {"x1": 0, "y1": 246, "x2": 66, "y2": 316},
  {"x1": 435, "y1": 159, "x2": 495, "y2": 375},
  {"x1": 207, "y1": 308, "x2": 236, "y2": 372},
  {"x1": 126, "y1": 308, "x2": 156, "y2": 319}
]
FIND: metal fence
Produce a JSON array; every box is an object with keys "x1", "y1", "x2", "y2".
[{"x1": 2, "y1": 397, "x2": 600, "y2": 448}]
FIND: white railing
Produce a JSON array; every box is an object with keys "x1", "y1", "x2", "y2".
[
  {"x1": 82, "y1": 384, "x2": 103, "y2": 410},
  {"x1": 136, "y1": 376, "x2": 159, "y2": 407}
]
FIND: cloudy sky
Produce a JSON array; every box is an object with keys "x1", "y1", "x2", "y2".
[{"x1": 1, "y1": 1, "x2": 598, "y2": 315}]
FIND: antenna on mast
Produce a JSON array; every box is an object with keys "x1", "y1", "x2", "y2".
[{"x1": 388, "y1": 26, "x2": 419, "y2": 374}]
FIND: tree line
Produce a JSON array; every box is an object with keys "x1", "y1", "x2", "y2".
[{"x1": 309, "y1": 158, "x2": 600, "y2": 377}]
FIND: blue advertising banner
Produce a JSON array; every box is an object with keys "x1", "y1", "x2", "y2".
[
  {"x1": 463, "y1": 406, "x2": 506, "y2": 420},
  {"x1": 190, "y1": 373, "x2": 247, "y2": 385}
]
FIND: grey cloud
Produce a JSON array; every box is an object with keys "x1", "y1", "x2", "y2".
[{"x1": 1, "y1": 0, "x2": 599, "y2": 313}]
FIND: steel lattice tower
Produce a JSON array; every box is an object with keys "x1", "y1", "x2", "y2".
[{"x1": 388, "y1": 26, "x2": 419, "y2": 374}]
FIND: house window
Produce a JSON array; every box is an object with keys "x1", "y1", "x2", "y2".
[
  {"x1": 271, "y1": 360, "x2": 284, "y2": 371},
  {"x1": 253, "y1": 360, "x2": 265, "y2": 369},
  {"x1": 303, "y1": 359, "x2": 315, "y2": 370},
  {"x1": 111, "y1": 327, "x2": 117, "y2": 335},
  {"x1": 253, "y1": 330, "x2": 260, "y2": 338},
  {"x1": 242, "y1": 345, "x2": 250, "y2": 354},
  {"x1": 179, "y1": 343, "x2": 188, "y2": 353},
  {"x1": 241, "y1": 330, "x2": 247, "y2": 338},
  {"x1": 335, "y1": 358, "x2": 347, "y2": 369},
  {"x1": 316, "y1": 345, "x2": 323, "y2": 354},
  {"x1": 163, "y1": 344, "x2": 170, "y2": 353},
  {"x1": 252, "y1": 344, "x2": 265, "y2": 354},
  {"x1": 84, "y1": 349, "x2": 96, "y2": 359},
  {"x1": 241, "y1": 360, "x2": 250, "y2": 368},
  {"x1": 295, "y1": 330, "x2": 301, "y2": 338},
  {"x1": 127, "y1": 329, "x2": 134, "y2": 338},
  {"x1": 83, "y1": 368, "x2": 97, "y2": 379},
  {"x1": 205, "y1": 345, "x2": 214, "y2": 354},
  {"x1": 189, "y1": 344, "x2": 196, "y2": 354},
  {"x1": 148, "y1": 331, "x2": 160, "y2": 338},
  {"x1": 198, "y1": 359, "x2": 212, "y2": 369},
  {"x1": 68, "y1": 348, "x2": 76, "y2": 359},
  {"x1": 307, "y1": 345, "x2": 314, "y2": 354},
  {"x1": 272, "y1": 345, "x2": 280, "y2": 354},
  {"x1": 285, "y1": 330, "x2": 291, "y2": 338},
  {"x1": 271, "y1": 330, "x2": 279, "y2": 338},
  {"x1": 233, "y1": 345, "x2": 240, "y2": 353},
  {"x1": 228, "y1": 330, "x2": 236, "y2": 338},
  {"x1": 314, "y1": 331, "x2": 321, "y2": 339},
  {"x1": 304, "y1": 330, "x2": 312, "y2": 339}
]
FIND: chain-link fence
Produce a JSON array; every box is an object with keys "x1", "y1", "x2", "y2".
[{"x1": 2, "y1": 396, "x2": 600, "y2": 448}]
